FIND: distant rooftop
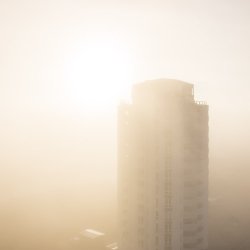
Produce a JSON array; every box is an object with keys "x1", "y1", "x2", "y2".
[
  {"x1": 106, "y1": 242, "x2": 118, "y2": 250},
  {"x1": 81, "y1": 229, "x2": 105, "y2": 239}
]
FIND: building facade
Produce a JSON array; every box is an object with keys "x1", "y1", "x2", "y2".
[{"x1": 118, "y1": 79, "x2": 208, "y2": 250}]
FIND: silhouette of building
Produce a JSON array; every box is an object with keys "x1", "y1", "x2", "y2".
[{"x1": 118, "y1": 79, "x2": 208, "y2": 250}]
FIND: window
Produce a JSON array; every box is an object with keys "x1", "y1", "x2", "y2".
[
  {"x1": 183, "y1": 218, "x2": 193, "y2": 224},
  {"x1": 138, "y1": 216, "x2": 144, "y2": 224},
  {"x1": 197, "y1": 237, "x2": 203, "y2": 244},
  {"x1": 183, "y1": 230, "x2": 194, "y2": 237}
]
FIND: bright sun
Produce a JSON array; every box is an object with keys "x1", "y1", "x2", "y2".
[{"x1": 65, "y1": 36, "x2": 134, "y2": 112}]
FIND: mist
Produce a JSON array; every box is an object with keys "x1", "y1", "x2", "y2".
[{"x1": 1, "y1": 0, "x2": 250, "y2": 250}]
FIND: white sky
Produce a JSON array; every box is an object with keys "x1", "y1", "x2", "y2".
[{"x1": 0, "y1": 0, "x2": 250, "y2": 188}]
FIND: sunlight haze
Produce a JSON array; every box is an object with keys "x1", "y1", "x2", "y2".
[{"x1": 0, "y1": 0, "x2": 250, "y2": 250}]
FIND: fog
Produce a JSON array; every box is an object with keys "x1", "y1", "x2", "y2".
[
  {"x1": 0, "y1": 109, "x2": 117, "y2": 249},
  {"x1": 1, "y1": 0, "x2": 250, "y2": 249}
]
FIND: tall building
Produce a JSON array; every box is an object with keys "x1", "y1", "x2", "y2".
[{"x1": 118, "y1": 79, "x2": 208, "y2": 250}]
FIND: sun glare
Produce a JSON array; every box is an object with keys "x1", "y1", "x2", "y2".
[{"x1": 65, "y1": 36, "x2": 134, "y2": 112}]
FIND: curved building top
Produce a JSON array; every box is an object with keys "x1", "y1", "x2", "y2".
[{"x1": 132, "y1": 79, "x2": 194, "y2": 103}]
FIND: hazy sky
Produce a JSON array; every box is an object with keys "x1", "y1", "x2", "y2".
[
  {"x1": 0, "y1": 0, "x2": 250, "y2": 202},
  {"x1": 1, "y1": 1, "x2": 250, "y2": 248}
]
